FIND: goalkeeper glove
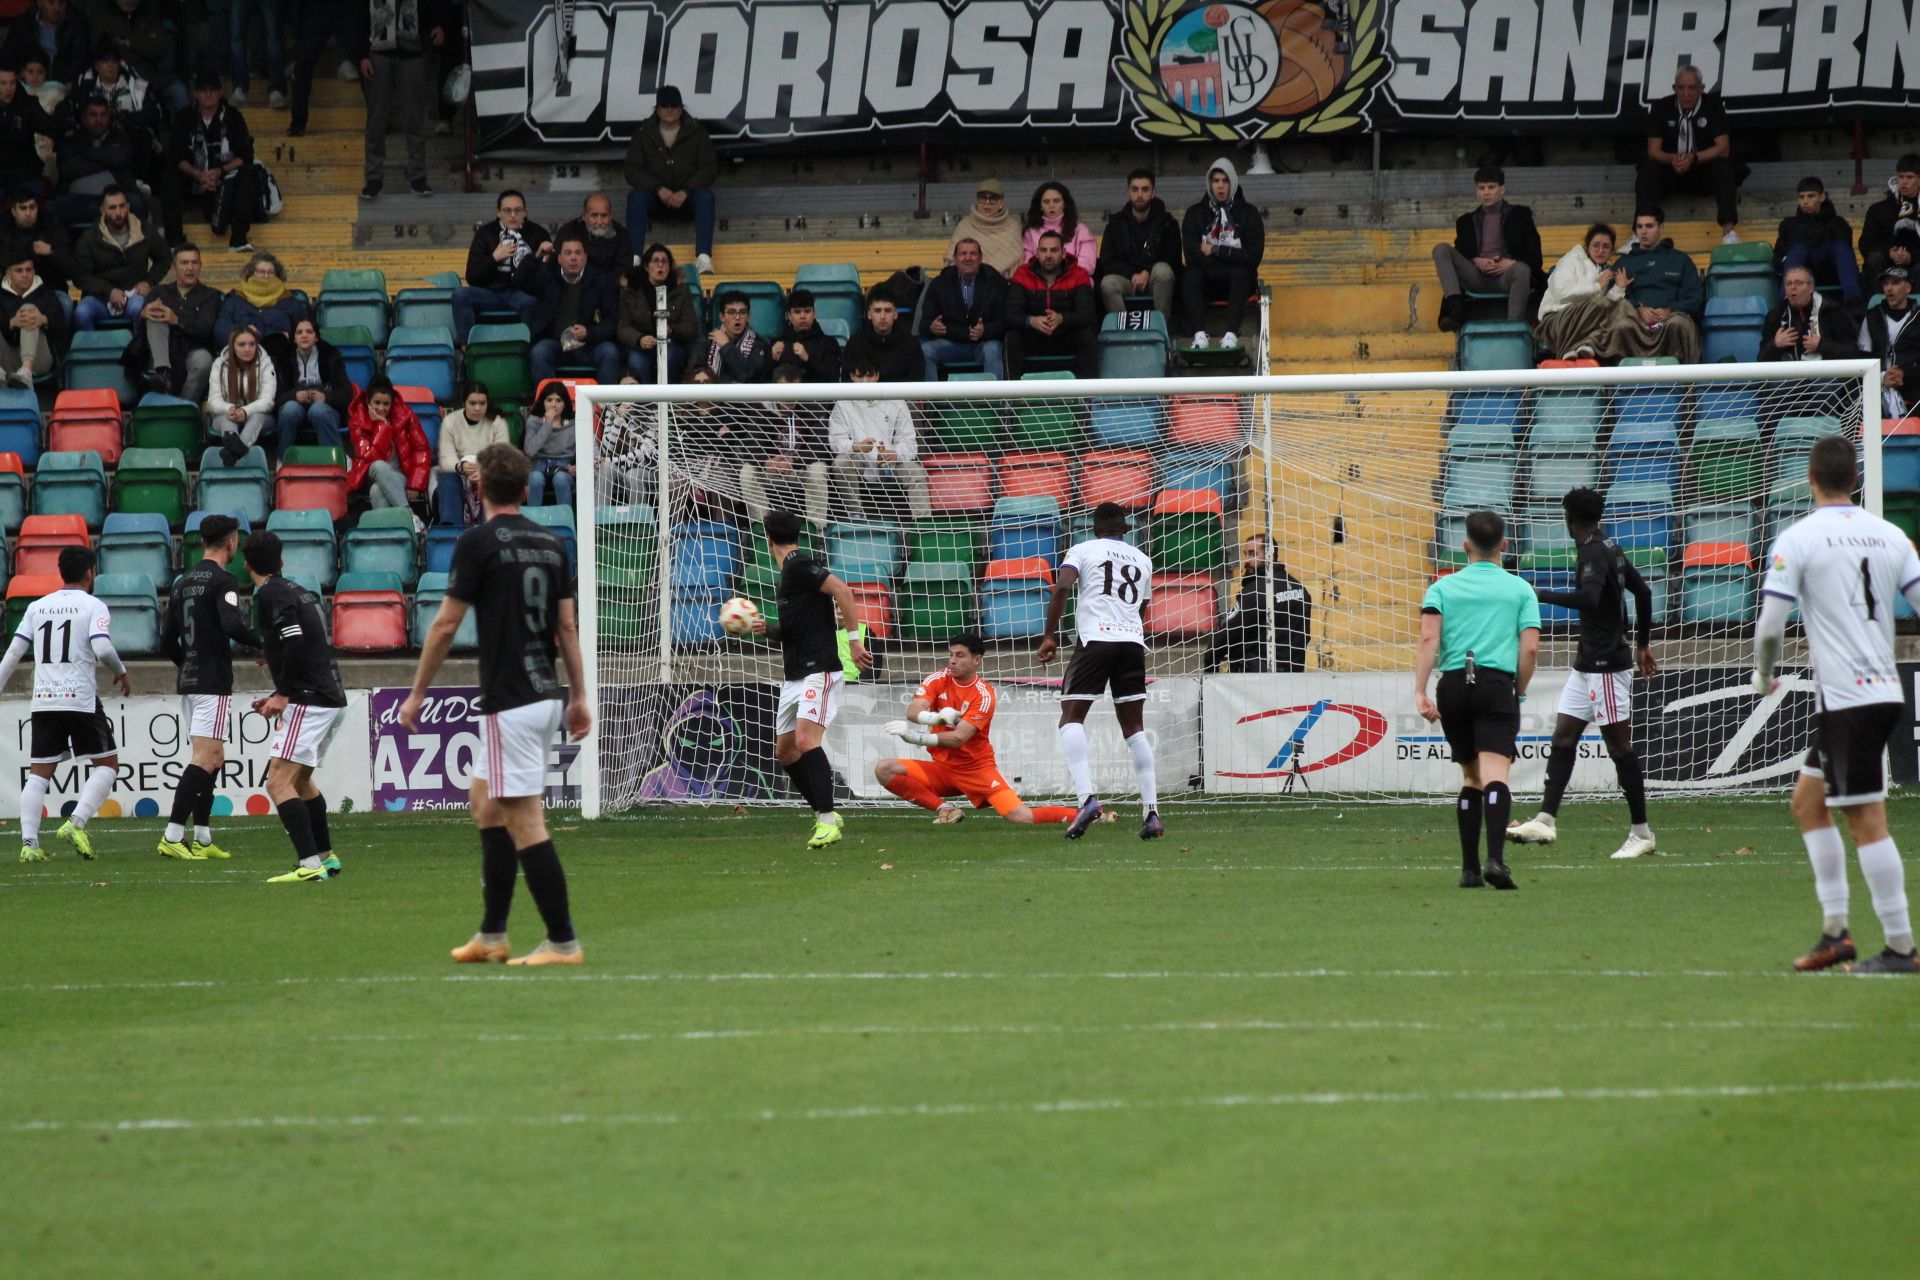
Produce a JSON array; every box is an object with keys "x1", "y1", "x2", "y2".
[
  {"x1": 913, "y1": 708, "x2": 962, "y2": 727},
  {"x1": 884, "y1": 720, "x2": 937, "y2": 747},
  {"x1": 1752, "y1": 669, "x2": 1779, "y2": 697}
]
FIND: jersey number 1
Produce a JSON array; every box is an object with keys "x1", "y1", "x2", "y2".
[
  {"x1": 38, "y1": 618, "x2": 72, "y2": 663},
  {"x1": 1861, "y1": 557, "x2": 1878, "y2": 621}
]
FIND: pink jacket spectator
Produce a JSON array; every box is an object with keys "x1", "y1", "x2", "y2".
[{"x1": 1020, "y1": 217, "x2": 1097, "y2": 276}]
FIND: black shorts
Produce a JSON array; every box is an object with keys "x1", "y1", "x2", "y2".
[
  {"x1": 30, "y1": 705, "x2": 117, "y2": 764},
  {"x1": 1062, "y1": 641, "x2": 1148, "y2": 704},
  {"x1": 1803, "y1": 702, "x2": 1902, "y2": 807},
  {"x1": 1436, "y1": 668, "x2": 1519, "y2": 763}
]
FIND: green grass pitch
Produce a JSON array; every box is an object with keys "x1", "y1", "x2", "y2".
[{"x1": 3, "y1": 797, "x2": 1917, "y2": 1278}]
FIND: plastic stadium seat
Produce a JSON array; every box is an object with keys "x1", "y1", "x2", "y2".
[
  {"x1": 846, "y1": 580, "x2": 893, "y2": 640},
  {"x1": 1446, "y1": 414, "x2": 1517, "y2": 457},
  {"x1": 988, "y1": 495, "x2": 1062, "y2": 563},
  {"x1": 669, "y1": 520, "x2": 739, "y2": 590},
  {"x1": 1701, "y1": 297, "x2": 1769, "y2": 363},
  {"x1": 1445, "y1": 450, "x2": 1515, "y2": 504},
  {"x1": 738, "y1": 554, "x2": 781, "y2": 631},
  {"x1": 343, "y1": 507, "x2": 420, "y2": 588},
  {"x1": 1688, "y1": 417, "x2": 1762, "y2": 501},
  {"x1": 1079, "y1": 449, "x2": 1154, "y2": 510},
  {"x1": 923, "y1": 453, "x2": 994, "y2": 515},
  {"x1": 273, "y1": 452, "x2": 350, "y2": 522},
  {"x1": 909, "y1": 519, "x2": 982, "y2": 572},
  {"x1": 385, "y1": 352, "x2": 456, "y2": 409},
  {"x1": 1519, "y1": 550, "x2": 1579, "y2": 628},
  {"x1": 1605, "y1": 443, "x2": 1681, "y2": 490},
  {"x1": 1098, "y1": 326, "x2": 1170, "y2": 379},
  {"x1": 0, "y1": 451, "x2": 23, "y2": 531},
  {"x1": 1529, "y1": 388, "x2": 1606, "y2": 449},
  {"x1": 522, "y1": 504, "x2": 578, "y2": 578},
  {"x1": 1680, "y1": 541, "x2": 1754, "y2": 623},
  {"x1": 1605, "y1": 481, "x2": 1676, "y2": 555},
  {"x1": 980, "y1": 556, "x2": 1053, "y2": 639},
  {"x1": 464, "y1": 323, "x2": 534, "y2": 405},
  {"x1": 793, "y1": 263, "x2": 862, "y2": 287},
  {"x1": 322, "y1": 268, "x2": 389, "y2": 294},
  {"x1": 1706, "y1": 262, "x2": 1776, "y2": 304},
  {"x1": 316, "y1": 289, "x2": 390, "y2": 347},
  {"x1": 114, "y1": 447, "x2": 189, "y2": 526},
  {"x1": 669, "y1": 588, "x2": 727, "y2": 646},
  {"x1": 129, "y1": 393, "x2": 204, "y2": 455},
  {"x1": 1456, "y1": 319, "x2": 1534, "y2": 371},
  {"x1": 1162, "y1": 447, "x2": 1243, "y2": 512},
  {"x1": 92, "y1": 571, "x2": 161, "y2": 654},
  {"x1": 1694, "y1": 382, "x2": 1759, "y2": 424},
  {"x1": 1882, "y1": 418, "x2": 1920, "y2": 493},
  {"x1": 0, "y1": 407, "x2": 39, "y2": 467},
  {"x1": 396, "y1": 386, "x2": 443, "y2": 452},
  {"x1": 1150, "y1": 489, "x2": 1225, "y2": 574},
  {"x1": 15, "y1": 513, "x2": 89, "y2": 576},
  {"x1": 1436, "y1": 505, "x2": 1515, "y2": 559},
  {"x1": 1009, "y1": 374, "x2": 1080, "y2": 450},
  {"x1": 63, "y1": 329, "x2": 136, "y2": 402},
  {"x1": 804, "y1": 282, "x2": 865, "y2": 339},
  {"x1": 1089, "y1": 396, "x2": 1163, "y2": 449},
  {"x1": 412, "y1": 570, "x2": 476, "y2": 650},
  {"x1": 711, "y1": 281, "x2": 785, "y2": 341},
  {"x1": 1526, "y1": 450, "x2": 1598, "y2": 503},
  {"x1": 179, "y1": 510, "x2": 251, "y2": 578},
  {"x1": 1683, "y1": 502, "x2": 1757, "y2": 550},
  {"x1": 596, "y1": 505, "x2": 658, "y2": 646},
  {"x1": 98, "y1": 512, "x2": 173, "y2": 589},
  {"x1": 1144, "y1": 572, "x2": 1219, "y2": 638},
  {"x1": 816, "y1": 316, "x2": 852, "y2": 344},
  {"x1": 331, "y1": 570, "x2": 409, "y2": 653},
  {"x1": 826, "y1": 520, "x2": 903, "y2": 587},
  {"x1": 423, "y1": 524, "x2": 463, "y2": 575},
  {"x1": 49, "y1": 389, "x2": 124, "y2": 464},
  {"x1": 1449, "y1": 389, "x2": 1524, "y2": 440},
  {"x1": 932, "y1": 376, "x2": 1002, "y2": 451},
  {"x1": 267, "y1": 508, "x2": 339, "y2": 591},
  {"x1": 997, "y1": 451, "x2": 1072, "y2": 508},
  {"x1": 392, "y1": 287, "x2": 455, "y2": 335},
  {"x1": 4, "y1": 572, "x2": 62, "y2": 632},
  {"x1": 32, "y1": 451, "x2": 107, "y2": 527},
  {"x1": 195, "y1": 445, "x2": 271, "y2": 525},
  {"x1": 899, "y1": 559, "x2": 976, "y2": 640},
  {"x1": 1167, "y1": 395, "x2": 1241, "y2": 446},
  {"x1": 323, "y1": 325, "x2": 377, "y2": 389}
]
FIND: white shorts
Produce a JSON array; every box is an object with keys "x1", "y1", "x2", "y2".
[
  {"x1": 476, "y1": 699, "x2": 564, "y2": 800},
  {"x1": 1556, "y1": 670, "x2": 1633, "y2": 726},
  {"x1": 182, "y1": 694, "x2": 232, "y2": 742},
  {"x1": 268, "y1": 702, "x2": 345, "y2": 768},
  {"x1": 776, "y1": 671, "x2": 844, "y2": 737}
]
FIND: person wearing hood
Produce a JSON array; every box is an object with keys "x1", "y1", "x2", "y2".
[
  {"x1": 1019, "y1": 181, "x2": 1097, "y2": 277},
  {"x1": 1180, "y1": 158, "x2": 1265, "y2": 349},
  {"x1": 0, "y1": 245, "x2": 64, "y2": 385},
  {"x1": 1774, "y1": 176, "x2": 1861, "y2": 305},
  {"x1": 1095, "y1": 168, "x2": 1182, "y2": 320},
  {"x1": 1004, "y1": 228, "x2": 1097, "y2": 378},
  {"x1": 947, "y1": 179, "x2": 1021, "y2": 276},
  {"x1": 1759, "y1": 266, "x2": 1835, "y2": 362},
  {"x1": 690, "y1": 289, "x2": 773, "y2": 383},
  {"x1": 1860, "y1": 155, "x2": 1920, "y2": 287},
  {"x1": 843, "y1": 294, "x2": 925, "y2": 383},
  {"x1": 1432, "y1": 165, "x2": 1541, "y2": 329},
  {"x1": 1858, "y1": 265, "x2": 1920, "y2": 419}
]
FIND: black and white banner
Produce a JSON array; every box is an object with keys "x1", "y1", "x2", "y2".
[{"x1": 470, "y1": 0, "x2": 1920, "y2": 153}]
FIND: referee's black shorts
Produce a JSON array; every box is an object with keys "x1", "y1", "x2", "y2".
[{"x1": 1436, "y1": 668, "x2": 1520, "y2": 763}]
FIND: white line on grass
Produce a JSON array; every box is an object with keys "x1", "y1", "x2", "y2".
[{"x1": 9, "y1": 1078, "x2": 1919, "y2": 1136}]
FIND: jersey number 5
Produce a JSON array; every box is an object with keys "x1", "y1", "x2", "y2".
[{"x1": 1099, "y1": 560, "x2": 1143, "y2": 604}]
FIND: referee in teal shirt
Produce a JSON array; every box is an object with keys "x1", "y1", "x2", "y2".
[{"x1": 1415, "y1": 511, "x2": 1541, "y2": 890}]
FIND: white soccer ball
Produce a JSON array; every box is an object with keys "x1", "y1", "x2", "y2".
[{"x1": 718, "y1": 597, "x2": 760, "y2": 635}]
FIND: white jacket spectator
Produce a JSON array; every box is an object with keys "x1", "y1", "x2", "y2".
[
  {"x1": 828, "y1": 392, "x2": 928, "y2": 520},
  {"x1": 207, "y1": 329, "x2": 278, "y2": 462},
  {"x1": 1538, "y1": 226, "x2": 1626, "y2": 319}
]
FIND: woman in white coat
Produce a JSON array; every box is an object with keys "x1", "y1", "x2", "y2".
[{"x1": 1536, "y1": 223, "x2": 1628, "y2": 357}]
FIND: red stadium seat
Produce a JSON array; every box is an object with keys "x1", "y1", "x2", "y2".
[
  {"x1": 1079, "y1": 449, "x2": 1153, "y2": 510},
  {"x1": 1537, "y1": 358, "x2": 1599, "y2": 369},
  {"x1": 1167, "y1": 395, "x2": 1241, "y2": 446},
  {"x1": 53, "y1": 389, "x2": 122, "y2": 418},
  {"x1": 924, "y1": 452, "x2": 994, "y2": 514},
  {"x1": 49, "y1": 389, "x2": 124, "y2": 464},
  {"x1": 1144, "y1": 572, "x2": 1220, "y2": 637},
  {"x1": 997, "y1": 451, "x2": 1072, "y2": 508},
  {"x1": 274, "y1": 464, "x2": 351, "y2": 522},
  {"x1": 15, "y1": 513, "x2": 89, "y2": 575},
  {"x1": 982, "y1": 555, "x2": 1053, "y2": 586},
  {"x1": 846, "y1": 581, "x2": 893, "y2": 640},
  {"x1": 331, "y1": 590, "x2": 410, "y2": 653}
]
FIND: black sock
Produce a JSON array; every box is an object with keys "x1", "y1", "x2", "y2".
[
  {"x1": 517, "y1": 839, "x2": 575, "y2": 944},
  {"x1": 795, "y1": 747, "x2": 836, "y2": 815},
  {"x1": 192, "y1": 772, "x2": 213, "y2": 827},
  {"x1": 781, "y1": 759, "x2": 821, "y2": 811},
  {"x1": 276, "y1": 797, "x2": 317, "y2": 862},
  {"x1": 479, "y1": 826, "x2": 517, "y2": 934},
  {"x1": 1614, "y1": 750, "x2": 1648, "y2": 825},
  {"x1": 1456, "y1": 787, "x2": 1484, "y2": 874},
  {"x1": 305, "y1": 795, "x2": 331, "y2": 856},
  {"x1": 1483, "y1": 782, "x2": 1512, "y2": 866},
  {"x1": 1541, "y1": 744, "x2": 1576, "y2": 817},
  {"x1": 170, "y1": 764, "x2": 212, "y2": 825}
]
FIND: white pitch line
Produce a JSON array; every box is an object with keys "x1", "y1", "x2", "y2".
[{"x1": 9, "y1": 1078, "x2": 1918, "y2": 1136}]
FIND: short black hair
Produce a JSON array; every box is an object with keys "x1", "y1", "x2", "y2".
[
  {"x1": 555, "y1": 234, "x2": 588, "y2": 255},
  {"x1": 5, "y1": 244, "x2": 32, "y2": 269},
  {"x1": 191, "y1": 69, "x2": 222, "y2": 91},
  {"x1": 1092, "y1": 500, "x2": 1130, "y2": 535},
  {"x1": 1465, "y1": 510, "x2": 1505, "y2": 553},
  {"x1": 844, "y1": 357, "x2": 879, "y2": 377},
  {"x1": 772, "y1": 363, "x2": 805, "y2": 383},
  {"x1": 786, "y1": 288, "x2": 814, "y2": 310},
  {"x1": 1474, "y1": 164, "x2": 1505, "y2": 186},
  {"x1": 1898, "y1": 153, "x2": 1920, "y2": 176},
  {"x1": 1561, "y1": 486, "x2": 1604, "y2": 527},
  {"x1": 1633, "y1": 205, "x2": 1665, "y2": 225},
  {"x1": 100, "y1": 184, "x2": 126, "y2": 204},
  {"x1": 172, "y1": 241, "x2": 200, "y2": 259},
  {"x1": 58, "y1": 545, "x2": 94, "y2": 584},
  {"x1": 1796, "y1": 175, "x2": 1826, "y2": 195},
  {"x1": 764, "y1": 509, "x2": 802, "y2": 546},
  {"x1": 243, "y1": 530, "x2": 282, "y2": 577},
  {"x1": 1036, "y1": 229, "x2": 1065, "y2": 245},
  {"x1": 364, "y1": 376, "x2": 396, "y2": 400},
  {"x1": 715, "y1": 290, "x2": 749, "y2": 315},
  {"x1": 1126, "y1": 168, "x2": 1155, "y2": 186},
  {"x1": 198, "y1": 514, "x2": 240, "y2": 548},
  {"x1": 950, "y1": 633, "x2": 986, "y2": 656},
  {"x1": 92, "y1": 36, "x2": 121, "y2": 62},
  {"x1": 496, "y1": 188, "x2": 526, "y2": 210},
  {"x1": 1808, "y1": 435, "x2": 1857, "y2": 495}
]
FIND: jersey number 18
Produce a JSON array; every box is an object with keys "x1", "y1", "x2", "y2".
[{"x1": 1099, "y1": 560, "x2": 1143, "y2": 604}]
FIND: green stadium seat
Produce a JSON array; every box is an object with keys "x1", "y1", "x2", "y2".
[
  {"x1": 130, "y1": 393, "x2": 206, "y2": 455},
  {"x1": 393, "y1": 287, "x2": 456, "y2": 335},
  {"x1": 114, "y1": 447, "x2": 190, "y2": 526},
  {"x1": 909, "y1": 519, "x2": 983, "y2": 571},
  {"x1": 4, "y1": 571, "x2": 62, "y2": 633},
  {"x1": 464, "y1": 322, "x2": 534, "y2": 404},
  {"x1": 899, "y1": 559, "x2": 976, "y2": 640},
  {"x1": 1150, "y1": 488, "x2": 1225, "y2": 574},
  {"x1": 180, "y1": 510, "x2": 250, "y2": 579},
  {"x1": 932, "y1": 374, "x2": 1002, "y2": 451},
  {"x1": 1688, "y1": 417, "x2": 1761, "y2": 501},
  {"x1": 1009, "y1": 372, "x2": 1080, "y2": 450}
]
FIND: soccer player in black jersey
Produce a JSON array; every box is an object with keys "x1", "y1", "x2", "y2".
[
  {"x1": 402, "y1": 444, "x2": 591, "y2": 966},
  {"x1": 243, "y1": 532, "x2": 351, "y2": 884},
  {"x1": 748, "y1": 508, "x2": 872, "y2": 849},
  {"x1": 156, "y1": 514, "x2": 261, "y2": 862},
  {"x1": 1507, "y1": 487, "x2": 1661, "y2": 859}
]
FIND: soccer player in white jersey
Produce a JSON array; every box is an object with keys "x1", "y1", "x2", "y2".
[
  {"x1": 1035, "y1": 501, "x2": 1162, "y2": 840},
  {"x1": 1755, "y1": 436, "x2": 1920, "y2": 974},
  {"x1": 0, "y1": 547, "x2": 133, "y2": 862}
]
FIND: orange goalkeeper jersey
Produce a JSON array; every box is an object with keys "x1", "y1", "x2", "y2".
[{"x1": 913, "y1": 670, "x2": 999, "y2": 772}]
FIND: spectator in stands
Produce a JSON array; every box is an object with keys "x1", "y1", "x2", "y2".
[
  {"x1": 1180, "y1": 158, "x2": 1264, "y2": 350},
  {"x1": 168, "y1": 70, "x2": 260, "y2": 254},
  {"x1": 130, "y1": 241, "x2": 219, "y2": 399},
  {"x1": 741, "y1": 364, "x2": 828, "y2": 527},
  {"x1": 0, "y1": 0, "x2": 89, "y2": 88},
  {"x1": 53, "y1": 97, "x2": 148, "y2": 232},
  {"x1": 207, "y1": 324, "x2": 276, "y2": 463},
  {"x1": 0, "y1": 66, "x2": 56, "y2": 196},
  {"x1": 1005, "y1": 228, "x2": 1097, "y2": 378},
  {"x1": 594, "y1": 375, "x2": 651, "y2": 508},
  {"x1": 0, "y1": 244, "x2": 63, "y2": 386},
  {"x1": 523, "y1": 383, "x2": 577, "y2": 508},
  {"x1": 617, "y1": 242, "x2": 697, "y2": 382},
  {"x1": 288, "y1": 5, "x2": 358, "y2": 137},
  {"x1": 843, "y1": 294, "x2": 924, "y2": 382},
  {"x1": 671, "y1": 364, "x2": 747, "y2": 520},
  {"x1": 206, "y1": 0, "x2": 287, "y2": 111},
  {"x1": 829, "y1": 358, "x2": 928, "y2": 521},
  {"x1": 348, "y1": 0, "x2": 451, "y2": 199},
  {"x1": 434, "y1": 380, "x2": 509, "y2": 524},
  {"x1": 1637, "y1": 64, "x2": 1744, "y2": 245},
  {"x1": 92, "y1": 0, "x2": 185, "y2": 114},
  {"x1": 770, "y1": 288, "x2": 841, "y2": 383},
  {"x1": 1758, "y1": 265, "x2": 1838, "y2": 363},
  {"x1": 1432, "y1": 165, "x2": 1541, "y2": 330},
  {"x1": 1858, "y1": 266, "x2": 1920, "y2": 419},
  {"x1": 529, "y1": 233, "x2": 620, "y2": 384},
  {"x1": 1536, "y1": 223, "x2": 1622, "y2": 327},
  {"x1": 691, "y1": 289, "x2": 772, "y2": 383},
  {"x1": 622, "y1": 86, "x2": 717, "y2": 275},
  {"x1": 65, "y1": 38, "x2": 163, "y2": 145},
  {"x1": 346, "y1": 376, "x2": 430, "y2": 514},
  {"x1": 452, "y1": 189, "x2": 549, "y2": 343},
  {"x1": 948, "y1": 178, "x2": 1020, "y2": 275},
  {"x1": 919, "y1": 237, "x2": 1006, "y2": 379},
  {"x1": 1095, "y1": 169, "x2": 1182, "y2": 319},
  {"x1": 1020, "y1": 181, "x2": 1096, "y2": 277},
  {"x1": 1859, "y1": 155, "x2": 1920, "y2": 286},
  {"x1": 16, "y1": 52, "x2": 63, "y2": 116},
  {"x1": 271, "y1": 318, "x2": 350, "y2": 451},
  {"x1": 72, "y1": 184, "x2": 166, "y2": 330},
  {"x1": 1774, "y1": 175, "x2": 1862, "y2": 306},
  {"x1": 214, "y1": 251, "x2": 305, "y2": 346},
  {"x1": 554, "y1": 192, "x2": 631, "y2": 278},
  {"x1": 5, "y1": 187, "x2": 78, "y2": 316},
  {"x1": 1548, "y1": 206, "x2": 1703, "y2": 363},
  {"x1": 1203, "y1": 533, "x2": 1311, "y2": 674}
]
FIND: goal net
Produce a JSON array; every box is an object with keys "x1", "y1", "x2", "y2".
[{"x1": 573, "y1": 361, "x2": 1881, "y2": 816}]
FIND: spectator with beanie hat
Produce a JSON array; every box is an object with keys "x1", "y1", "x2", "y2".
[{"x1": 622, "y1": 86, "x2": 718, "y2": 274}]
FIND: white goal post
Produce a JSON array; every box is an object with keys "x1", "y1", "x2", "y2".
[{"x1": 572, "y1": 359, "x2": 1882, "y2": 819}]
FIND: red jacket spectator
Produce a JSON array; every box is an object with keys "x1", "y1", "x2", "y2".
[{"x1": 346, "y1": 387, "x2": 431, "y2": 494}]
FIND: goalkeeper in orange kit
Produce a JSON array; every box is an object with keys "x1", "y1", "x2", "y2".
[{"x1": 875, "y1": 634, "x2": 1080, "y2": 826}]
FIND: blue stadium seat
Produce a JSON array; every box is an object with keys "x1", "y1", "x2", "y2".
[
  {"x1": 1160, "y1": 447, "x2": 1242, "y2": 512},
  {"x1": 979, "y1": 557, "x2": 1053, "y2": 639},
  {"x1": 93, "y1": 571, "x2": 161, "y2": 654},
  {"x1": 523, "y1": 504, "x2": 577, "y2": 578},
  {"x1": 98, "y1": 512, "x2": 173, "y2": 588},
  {"x1": 1701, "y1": 297, "x2": 1769, "y2": 363},
  {"x1": 988, "y1": 496, "x2": 1062, "y2": 563},
  {"x1": 32, "y1": 451, "x2": 107, "y2": 527},
  {"x1": 423, "y1": 524, "x2": 463, "y2": 575},
  {"x1": 1683, "y1": 502, "x2": 1757, "y2": 551},
  {"x1": 342, "y1": 508, "x2": 419, "y2": 588},
  {"x1": 1526, "y1": 449, "x2": 1599, "y2": 503},
  {"x1": 385, "y1": 325, "x2": 457, "y2": 405},
  {"x1": 392, "y1": 287, "x2": 456, "y2": 334},
  {"x1": 1528, "y1": 388, "x2": 1607, "y2": 449},
  {"x1": 267, "y1": 508, "x2": 339, "y2": 591},
  {"x1": 412, "y1": 570, "x2": 476, "y2": 650},
  {"x1": 825, "y1": 520, "x2": 903, "y2": 587},
  {"x1": 1089, "y1": 397, "x2": 1163, "y2": 449},
  {"x1": 1443, "y1": 452, "x2": 1515, "y2": 505},
  {"x1": 1605, "y1": 480, "x2": 1676, "y2": 556},
  {"x1": 669, "y1": 520, "x2": 739, "y2": 590},
  {"x1": 316, "y1": 290, "x2": 390, "y2": 347},
  {"x1": 196, "y1": 445, "x2": 271, "y2": 525}
]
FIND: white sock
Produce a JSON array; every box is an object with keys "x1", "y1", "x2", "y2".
[
  {"x1": 71, "y1": 764, "x2": 116, "y2": 825},
  {"x1": 164, "y1": 821, "x2": 186, "y2": 843},
  {"x1": 1534, "y1": 812, "x2": 1557, "y2": 829},
  {"x1": 1629, "y1": 823, "x2": 1653, "y2": 840},
  {"x1": 19, "y1": 774, "x2": 47, "y2": 845},
  {"x1": 1802, "y1": 824, "x2": 1850, "y2": 933},
  {"x1": 1059, "y1": 722, "x2": 1094, "y2": 805},
  {"x1": 299, "y1": 855, "x2": 323, "y2": 870},
  {"x1": 194, "y1": 825, "x2": 212, "y2": 845},
  {"x1": 1855, "y1": 837, "x2": 1913, "y2": 953},
  {"x1": 1126, "y1": 731, "x2": 1158, "y2": 816}
]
